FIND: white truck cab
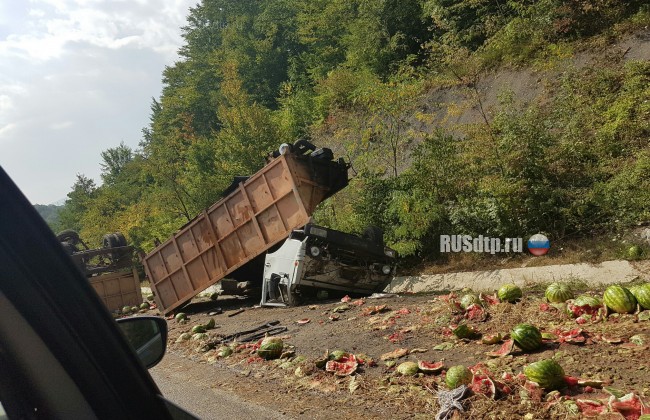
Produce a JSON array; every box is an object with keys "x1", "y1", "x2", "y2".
[{"x1": 261, "y1": 224, "x2": 397, "y2": 306}]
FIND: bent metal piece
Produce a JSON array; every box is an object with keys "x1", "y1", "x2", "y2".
[{"x1": 209, "y1": 321, "x2": 287, "y2": 346}]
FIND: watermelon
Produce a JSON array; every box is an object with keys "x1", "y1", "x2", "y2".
[
  {"x1": 511, "y1": 324, "x2": 542, "y2": 351},
  {"x1": 139, "y1": 302, "x2": 150, "y2": 310},
  {"x1": 628, "y1": 283, "x2": 650, "y2": 310},
  {"x1": 452, "y1": 324, "x2": 478, "y2": 339},
  {"x1": 175, "y1": 312, "x2": 187, "y2": 322},
  {"x1": 257, "y1": 337, "x2": 284, "y2": 360},
  {"x1": 397, "y1": 361, "x2": 420, "y2": 376},
  {"x1": 566, "y1": 295, "x2": 602, "y2": 318},
  {"x1": 460, "y1": 293, "x2": 481, "y2": 310},
  {"x1": 146, "y1": 294, "x2": 155, "y2": 301},
  {"x1": 325, "y1": 354, "x2": 358, "y2": 376},
  {"x1": 445, "y1": 365, "x2": 472, "y2": 389},
  {"x1": 122, "y1": 306, "x2": 132, "y2": 314},
  {"x1": 329, "y1": 350, "x2": 347, "y2": 361},
  {"x1": 204, "y1": 318, "x2": 216, "y2": 329},
  {"x1": 486, "y1": 339, "x2": 515, "y2": 357},
  {"x1": 481, "y1": 333, "x2": 503, "y2": 345},
  {"x1": 628, "y1": 245, "x2": 643, "y2": 259},
  {"x1": 497, "y1": 284, "x2": 522, "y2": 303},
  {"x1": 603, "y1": 285, "x2": 637, "y2": 314},
  {"x1": 217, "y1": 346, "x2": 233, "y2": 357},
  {"x1": 191, "y1": 325, "x2": 206, "y2": 334},
  {"x1": 418, "y1": 361, "x2": 444, "y2": 374},
  {"x1": 545, "y1": 283, "x2": 574, "y2": 303},
  {"x1": 523, "y1": 359, "x2": 566, "y2": 390}
]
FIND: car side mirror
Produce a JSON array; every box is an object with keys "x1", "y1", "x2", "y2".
[{"x1": 117, "y1": 316, "x2": 168, "y2": 369}]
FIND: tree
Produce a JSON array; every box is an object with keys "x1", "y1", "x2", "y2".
[
  {"x1": 57, "y1": 174, "x2": 97, "y2": 233},
  {"x1": 100, "y1": 142, "x2": 133, "y2": 186}
]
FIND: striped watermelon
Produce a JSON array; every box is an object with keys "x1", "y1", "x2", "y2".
[
  {"x1": 603, "y1": 285, "x2": 637, "y2": 314},
  {"x1": 511, "y1": 324, "x2": 542, "y2": 351},
  {"x1": 257, "y1": 337, "x2": 284, "y2": 360},
  {"x1": 523, "y1": 359, "x2": 566, "y2": 390},
  {"x1": 545, "y1": 282, "x2": 574, "y2": 303},
  {"x1": 445, "y1": 365, "x2": 472, "y2": 389},
  {"x1": 497, "y1": 284, "x2": 522, "y2": 303},
  {"x1": 460, "y1": 293, "x2": 481, "y2": 310},
  {"x1": 628, "y1": 283, "x2": 650, "y2": 310}
]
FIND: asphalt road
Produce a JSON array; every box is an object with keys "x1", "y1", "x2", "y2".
[{"x1": 150, "y1": 352, "x2": 288, "y2": 420}]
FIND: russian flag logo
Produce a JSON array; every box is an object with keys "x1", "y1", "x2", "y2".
[{"x1": 527, "y1": 234, "x2": 550, "y2": 256}]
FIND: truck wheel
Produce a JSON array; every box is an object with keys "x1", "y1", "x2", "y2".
[
  {"x1": 102, "y1": 232, "x2": 126, "y2": 248},
  {"x1": 61, "y1": 241, "x2": 77, "y2": 255},
  {"x1": 56, "y1": 229, "x2": 80, "y2": 245},
  {"x1": 362, "y1": 226, "x2": 384, "y2": 247}
]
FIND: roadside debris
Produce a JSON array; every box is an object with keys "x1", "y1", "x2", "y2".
[{"x1": 227, "y1": 308, "x2": 245, "y2": 317}]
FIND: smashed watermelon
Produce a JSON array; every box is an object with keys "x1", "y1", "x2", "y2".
[
  {"x1": 325, "y1": 354, "x2": 358, "y2": 376},
  {"x1": 418, "y1": 360, "x2": 444, "y2": 374},
  {"x1": 486, "y1": 339, "x2": 515, "y2": 357}
]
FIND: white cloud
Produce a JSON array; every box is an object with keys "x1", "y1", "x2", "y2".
[
  {"x1": 0, "y1": 0, "x2": 195, "y2": 203},
  {"x1": 0, "y1": 123, "x2": 16, "y2": 138}
]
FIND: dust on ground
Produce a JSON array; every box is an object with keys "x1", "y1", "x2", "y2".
[{"x1": 142, "y1": 282, "x2": 650, "y2": 419}]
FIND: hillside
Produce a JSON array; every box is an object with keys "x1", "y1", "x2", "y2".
[{"x1": 53, "y1": 1, "x2": 650, "y2": 264}]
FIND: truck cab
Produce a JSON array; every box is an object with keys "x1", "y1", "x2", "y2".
[{"x1": 261, "y1": 224, "x2": 398, "y2": 306}]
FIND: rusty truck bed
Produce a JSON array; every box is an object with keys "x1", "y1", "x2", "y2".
[{"x1": 142, "y1": 149, "x2": 348, "y2": 314}]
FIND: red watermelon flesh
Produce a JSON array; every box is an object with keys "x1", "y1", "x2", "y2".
[
  {"x1": 576, "y1": 399, "x2": 607, "y2": 416},
  {"x1": 325, "y1": 354, "x2": 358, "y2": 376},
  {"x1": 465, "y1": 304, "x2": 486, "y2": 321},
  {"x1": 486, "y1": 339, "x2": 515, "y2": 357},
  {"x1": 480, "y1": 293, "x2": 500, "y2": 305},
  {"x1": 418, "y1": 361, "x2": 444, "y2": 373},
  {"x1": 471, "y1": 375, "x2": 496, "y2": 399},
  {"x1": 609, "y1": 393, "x2": 645, "y2": 420}
]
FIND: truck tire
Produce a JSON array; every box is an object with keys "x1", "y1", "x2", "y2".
[
  {"x1": 362, "y1": 226, "x2": 384, "y2": 247},
  {"x1": 102, "y1": 232, "x2": 126, "y2": 248},
  {"x1": 56, "y1": 229, "x2": 80, "y2": 245}
]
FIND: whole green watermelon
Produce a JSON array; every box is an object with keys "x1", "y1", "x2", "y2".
[
  {"x1": 523, "y1": 359, "x2": 566, "y2": 390},
  {"x1": 511, "y1": 323, "x2": 542, "y2": 351},
  {"x1": 445, "y1": 365, "x2": 472, "y2": 389},
  {"x1": 497, "y1": 284, "x2": 522, "y2": 303},
  {"x1": 545, "y1": 282, "x2": 574, "y2": 303},
  {"x1": 603, "y1": 285, "x2": 637, "y2": 314},
  {"x1": 628, "y1": 283, "x2": 650, "y2": 310},
  {"x1": 257, "y1": 337, "x2": 284, "y2": 360}
]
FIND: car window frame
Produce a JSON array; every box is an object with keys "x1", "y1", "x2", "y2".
[{"x1": 0, "y1": 166, "x2": 174, "y2": 420}]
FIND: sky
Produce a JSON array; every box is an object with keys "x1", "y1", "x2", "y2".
[{"x1": 0, "y1": 0, "x2": 196, "y2": 205}]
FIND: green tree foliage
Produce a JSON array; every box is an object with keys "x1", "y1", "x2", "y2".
[
  {"x1": 58, "y1": 174, "x2": 97, "y2": 234},
  {"x1": 57, "y1": 0, "x2": 649, "y2": 264}
]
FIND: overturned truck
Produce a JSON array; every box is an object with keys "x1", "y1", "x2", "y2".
[
  {"x1": 58, "y1": 230, "x2": 142, "y2": 312},
  {"x1": 142, "y1": 141, "x2": 397, "y2": 314}
]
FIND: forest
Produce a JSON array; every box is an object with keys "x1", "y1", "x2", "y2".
[{"x1": 50, "y1": 0, "x2": 649, "y2": 263}]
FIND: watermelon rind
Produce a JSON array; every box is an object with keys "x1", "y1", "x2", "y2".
[
  {"x1": 603, "y1": 285, "x2": 637, "y2": 314},
  {"x1": 460, "y1": 294, "x2": 481, "y2": 310},
  {"x1": 397, "y1": 361, "x2": 419, "y2": 376},
  {"x1": 511, "y1": 324, "x2": 542, "y2": 351},
  {"x1": 523, "y1": 359, "x2": 566, "y2": 390}
]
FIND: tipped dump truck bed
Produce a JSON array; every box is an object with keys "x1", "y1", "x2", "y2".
[{"x1": 142, "y1": 147, "x2": 348, "y2": 314}]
